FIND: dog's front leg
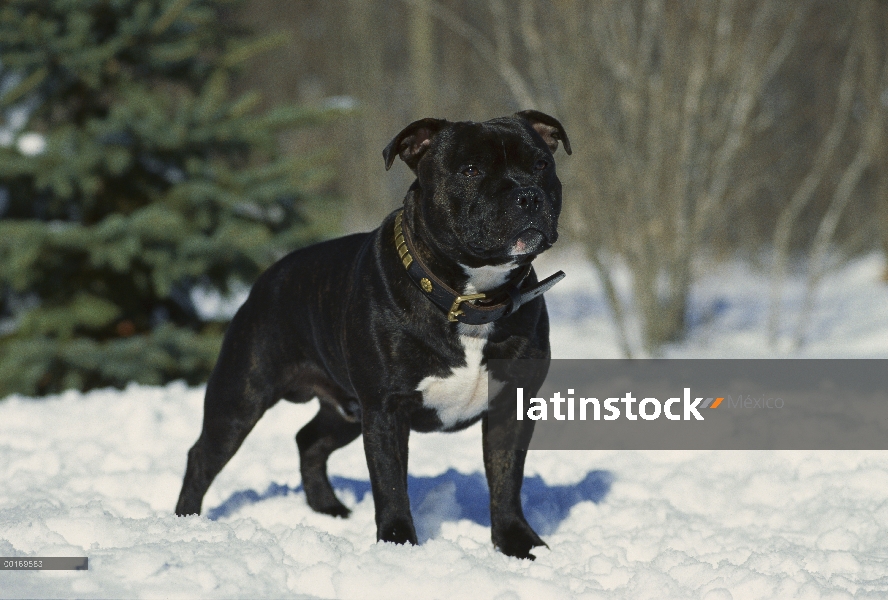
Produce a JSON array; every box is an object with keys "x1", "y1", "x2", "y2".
[
  {"x1": 362, "y1": 400, "x2": 417, "y2": 546},
  {"x1": 482, "y1": 395, "x2": 546, "y2": 559}
]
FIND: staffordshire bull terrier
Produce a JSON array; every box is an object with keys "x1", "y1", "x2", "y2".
[{"x1": 175, "y1": 110, "x2": 571, "y2": 559}]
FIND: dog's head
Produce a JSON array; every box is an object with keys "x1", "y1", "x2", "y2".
[{"x1": 383, "y1": 111, "x2": 571, "y2": 269}]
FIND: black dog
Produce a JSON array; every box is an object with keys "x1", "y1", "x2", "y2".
[{"x1": 175, "y1": 110, "x2": 571, "y2": 559}]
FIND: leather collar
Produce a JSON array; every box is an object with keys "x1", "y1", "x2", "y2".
[{"x1": 393, "y1": 210, "x2": 565, "y2": 325}]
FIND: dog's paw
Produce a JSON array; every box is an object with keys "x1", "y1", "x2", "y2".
[
  {"x1": 317, "y1": 502, "x2": 351, "y2": 519},
  {"x1": 377, "y1": 518, "x2": 418, "y2": 546},
  {"x1": 175, "y1": 496, "x2": 201, "y2": 517},
  {"x1": 493, "y1": 520, "x2": 546, "y2": 560},
  {"x1": 307, "y1": 496, "x2": 352, "y2": 519}
]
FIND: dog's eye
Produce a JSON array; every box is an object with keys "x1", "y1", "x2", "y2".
[
  {"x1": 461, "y1": 165, "x2": 481, "y2": 177},
  {"x1": 534, "y1": 159, "x2": 549, "y2": 171}
]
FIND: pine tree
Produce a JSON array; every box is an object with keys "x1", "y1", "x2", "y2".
[{"x1": 0, "y1": 0, "x2": 338, "y2": 397}]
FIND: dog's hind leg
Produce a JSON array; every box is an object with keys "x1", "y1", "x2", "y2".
[
  {"x1": 175, "y1": 363, "x2": 277, "y2": 517},
  {"x1": 296, "y1": 401, "x2": 362, "y2": 517}
]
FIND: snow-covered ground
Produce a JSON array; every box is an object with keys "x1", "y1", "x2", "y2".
[{"x1": 2, "y1": 250, "x2": 888, "y2": 599}]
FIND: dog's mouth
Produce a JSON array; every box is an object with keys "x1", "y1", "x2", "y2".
[
  {"x1": 464, "y1": 225, "x2": 557, "y2": 260},
  {"x1": 508, "y1": 228, "x2": 550, "y2": 256}
]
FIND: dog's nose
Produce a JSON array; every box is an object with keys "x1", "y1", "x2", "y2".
[{"x1": 513, "y1": 188, "x2": 542, "y2": 213}]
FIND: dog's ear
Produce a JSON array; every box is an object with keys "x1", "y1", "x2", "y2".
[
  {"x1": 514, "y1": 110, "x2": 572, "y2": 156},
  {"x1": 383, "y1": 118, "x2": 449, "y2": 172}
]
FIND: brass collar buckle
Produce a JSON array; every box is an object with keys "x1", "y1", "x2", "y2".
[{"x1": 447, "y1": 293, "x2": 486, "y2": 322}]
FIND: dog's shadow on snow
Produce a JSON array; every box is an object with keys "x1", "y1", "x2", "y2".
[{"x1": 207, "y1": 468, "x2": 612, "y2": 541}]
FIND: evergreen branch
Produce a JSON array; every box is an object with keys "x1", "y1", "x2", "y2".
[
  {"x1": 222, "y1": 31, "x2": 290, "y2": 68},
  {"x1": 0, "y1": 66, "x2": 47, "y2": 107},
  {"x1": 151, "y1": 0, "x2": 193, "y2": 36}
]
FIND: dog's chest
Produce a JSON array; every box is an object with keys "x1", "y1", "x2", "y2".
[
  {"x1": 414, "y1": 264, "x2": 513, "y2": 429},
  {"x1": 415, "y1": 331, "x2": 494, "y2": 428}
]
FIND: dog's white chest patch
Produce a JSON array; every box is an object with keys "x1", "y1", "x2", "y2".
[{"x1": 416, "y1": 333, "x2": 499, "y2": 428}]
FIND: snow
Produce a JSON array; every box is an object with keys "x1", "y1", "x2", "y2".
[
  {"x1": 15, "y1": 133, "x2": 46, "y2": 157},
  {"x1": 3, "y1": 249, "x2": 888, "y2": 599}
]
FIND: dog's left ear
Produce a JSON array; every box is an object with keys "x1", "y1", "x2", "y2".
[
  {"x1": 383, "y1": 118, "x2": 449, "y2": 172},
  {"x1": 515, "y1": 110, "x2": 572, "y2": 156}
]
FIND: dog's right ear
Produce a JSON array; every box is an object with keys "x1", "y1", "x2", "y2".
[{"x1": 383, "y1": 118, "x2": 448, "y2": 172}]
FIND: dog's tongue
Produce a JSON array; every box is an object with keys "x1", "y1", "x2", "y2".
[{"x1": 510, "y1": 229, "x2": 544, "y2": 256}]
